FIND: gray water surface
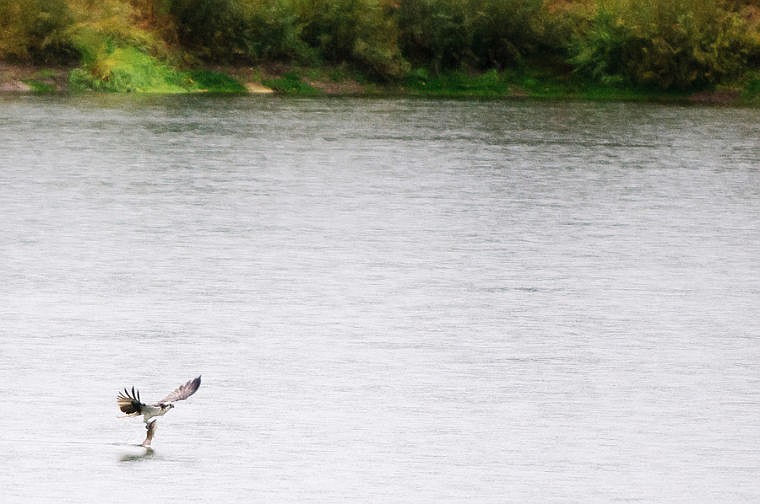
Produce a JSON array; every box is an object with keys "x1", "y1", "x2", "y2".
[{"x1": 1, "y1": 95, "x2": 759, "y2": 503}]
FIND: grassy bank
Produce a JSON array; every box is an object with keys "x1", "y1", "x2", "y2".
[{"x1": 4, "y1": 60, "x2": 760, "y2": 104}]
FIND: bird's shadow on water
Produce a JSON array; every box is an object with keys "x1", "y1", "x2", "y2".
[{"x1": 115, "y1": 444, "x2": 156, "y2": 463}]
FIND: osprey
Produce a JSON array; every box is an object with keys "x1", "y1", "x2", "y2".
[{"x1": 117, "y1": 376, "x2": 201, "y2": 446}]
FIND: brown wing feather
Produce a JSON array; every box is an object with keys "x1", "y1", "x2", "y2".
[
  {"x1": 117, "y1": 386, "x2": 144, "y2": 415},
  {"x1": 159, "y1": 376, "x2": 201, "y2": 404}
]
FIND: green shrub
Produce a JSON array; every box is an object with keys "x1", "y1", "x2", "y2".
[
  {"x1": 167, "y1": 0, "x2": 310, "y2": 63},
  {"x1": 168, "y1": 0, "x2": 250, "y2": 61},
  {"x1": 399, "y1": 0, "x2": 548, "y2": 72},
  {"x1": 0, "y1": 0, "x2": 76, "y2": 62},
  {"x1": 241, "y1": 0, "x2": 311, "y2": 62},
  {"x1": 68, "y1": 0, "x2": 177, "y2": 63},
  {"x1": 404, "y1": 68, "x2": 511, "y2": 96},
  {"x1": 189, "y1": 70, "x2": 247, "y2": 92},
  {"x1": 293, "y1": 0, "x2": 408, "y2": 79},
  {"x1": 62, "y1": 1, "x2": 199, "y2": 92},
  {"x1": 740, "y1": 69, "x2": 760, "y2": 102},
  {"x1": 536, "y1": 1, "x2": 595, "y2": 56},
  {"x1": 468, "y1": 0, "x2": 545, "y2": 68},
  {"x1": 262, "y1": 71, "x2": 320, "y2": 94},
  {"x1": 398, "y1": 0, "x2": 472, "y2": 71},
  {"x1": 69, "y1": 40, "x2": 192, "y2": 92},
  {"x1": 571, "y1": 0, "x2": 755, "y2": 90}
]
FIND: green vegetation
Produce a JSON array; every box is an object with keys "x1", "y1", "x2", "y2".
[
  {"x1": 404, "y1": 68, "x2": 512, "y2": 97},
  {"x1": 571, "y1": 0, "x2": 757, "y2": 90},
  {"x1": 261, "y1": 72, "x2": 320, "y2": 94},
  {"x1": 68, "y1": 43, "x2": 191, "y2": 92},
  {"x1": 1, "y1": 0, "x2": 760, "y2": 100},
  {"x1": 0, "y1": 0, "x2": 76, "y2": 63},
  {"x1": 189, "y1": 70, "x2": 248, "y2": 93}
]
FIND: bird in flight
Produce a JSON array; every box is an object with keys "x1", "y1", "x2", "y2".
[{"x1": 117, "y1": 376, "x2": 201, "y2": 446}]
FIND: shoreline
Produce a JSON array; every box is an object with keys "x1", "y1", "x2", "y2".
[{"x1": 0, "y1": 62, "x2": 752, "y2": 105}]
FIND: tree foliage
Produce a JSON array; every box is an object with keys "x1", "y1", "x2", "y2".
[
  {"x1": 294, "y1": 0, "x2": 408, "y2": 78},
  {"x1": 1, "y1": 0, "x2": 760, "y2": 89},
  {"x1": 571, "y1": 0, "x2": 758, "y2": 90},
  {"x1": 0, "y1": 0, "x2": 76, "y2": 62}
]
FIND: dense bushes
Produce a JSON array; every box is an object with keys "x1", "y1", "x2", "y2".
[
  {"x1": 398, "y1": 0, "x2": 547, "y2": 71},
  {"x1": 168, "y1": 0, "x2": 407, "y2": 78},
  {"x1": 68, "y1": 45, "x2": 191, "y2": 92},
  {"x1": 0, "y1": 0, "x2": 76, "y2": 62},
  {"x1": 468, "y1": 0, "x2": 546, "y2": 68},
  {"x1": 166, "y1": 0, "x2": 760, "y2": 89},
  {"x1": 2, "y1": 0, "x2": 760, "y2": 91},
  {"x1": 169, "y1": 0, "x2": 251, "y2": 60},
  {"x1": 571, "y1": 0, "x2": 759, "y2": 90},
  {"x1": 294, "y1": 0, "x2": 408, "y2": 79}
]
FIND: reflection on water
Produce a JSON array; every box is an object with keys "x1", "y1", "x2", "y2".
[
  {"x1": 0, "y1": 95, "x2": 759, "y2": 503},
  {"x1": 117, "y1": 445, "x2": 155, "y2": 463}
]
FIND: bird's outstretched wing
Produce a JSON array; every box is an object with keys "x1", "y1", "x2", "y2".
[
  {"x1": 159, "y1": 376, "x2": 201, "y2": 404},
  {"x1": 117, "y1": 386, "x2": 145, "y2": 416}
]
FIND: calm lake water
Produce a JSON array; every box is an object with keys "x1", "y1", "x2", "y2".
[{"x1": 0, "y1": 95, "x2": 758, "y2": 503}]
